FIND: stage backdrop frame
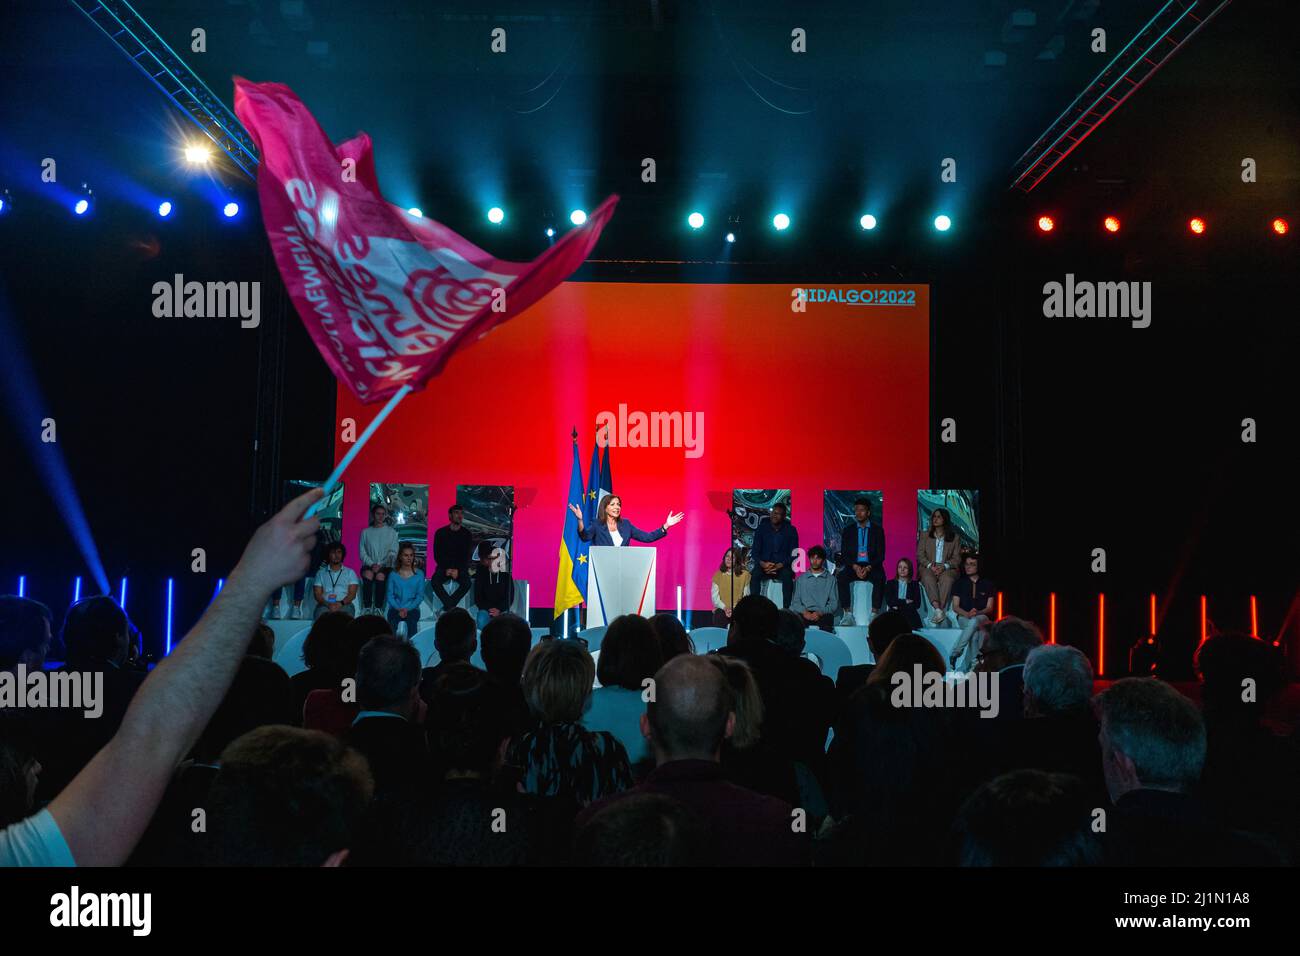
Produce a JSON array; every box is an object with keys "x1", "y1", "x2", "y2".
[
  {"x1": 823, "y1": 490, "x2": 884, "y2": 571},
  {"x1": 916, "y1": 489, "x2": 980, "y2": 559},
  {"x1": 370, "y1": 483, "x2": 430, "y2": 570}
]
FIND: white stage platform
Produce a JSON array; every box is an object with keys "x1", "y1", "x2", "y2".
[{"x1": 268, "y1": 616, "x2": 969, "y2": 684}]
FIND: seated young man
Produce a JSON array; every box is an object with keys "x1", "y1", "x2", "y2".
[
  {"x1": 313, "y1": 542, "x2": 359, "y2": 619},
  {"x1": 431, "y1": 505, "x2": 474, "y2": 615},
  {"x1": 748, "y1": 503, "x2": 798, "y2": 608},
  {"x1": 472, "y1": 544, "x2": 515, "y2": 630},
  {"x1": 836, "y1": 497, "x2": 885, "y2": 625},
  {"x1": 790, "y1": 546, "x2": 838, "y2": 632}
]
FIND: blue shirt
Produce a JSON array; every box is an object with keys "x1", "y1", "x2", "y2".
[
  {"x1": 585, "y1": 686, "x2": 650, "y2": 767},
  {"x1": 386, "y1": 571, "x2": 425, "y2": 611}
]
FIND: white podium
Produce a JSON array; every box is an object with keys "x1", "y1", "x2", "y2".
[{"x1": 588, "y1": 545, "x2": 657, "y2": 627}]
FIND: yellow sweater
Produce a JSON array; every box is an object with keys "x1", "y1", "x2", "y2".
[{"x1": 712, "y1": 570, "x2": 751, "y2": 611}]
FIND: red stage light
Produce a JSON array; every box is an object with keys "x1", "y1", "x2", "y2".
[
  {"x1": 1103, "y1": 215, "x2": 1121, "y2": 233},
  {"x1": 1049, "y1": 592, "x2": 1056, "y2": 644},
  {"x1": 1097, "y1": 593, "x2": 1105, "y2": 677},
  {"x1": 1189, "y1": 217, "x2": 1206, "y2": 235},
  {"x1": 1273, "y1": 218, "x2": 1289, "y2": 235},
  {"x1": 1037, "y1": 215, "x2": 1055, "y2": 233}
]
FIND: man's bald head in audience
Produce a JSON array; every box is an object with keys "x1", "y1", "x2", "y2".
[{"x1": 643, "y1": 655, "x2": 735, "y2": 762}]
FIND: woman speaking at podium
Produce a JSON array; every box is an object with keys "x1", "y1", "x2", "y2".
[{"x1": 570, "y1": 494, "x2": 685, "y2": 546}]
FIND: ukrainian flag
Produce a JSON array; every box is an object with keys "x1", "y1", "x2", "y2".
[{"x1": 554, "y1": 433, "x2": 587, "y2": 618}]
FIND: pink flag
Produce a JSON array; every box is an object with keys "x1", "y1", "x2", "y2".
[{"x1": 233, "y1": 77, "x2": 617, "y2": 403}]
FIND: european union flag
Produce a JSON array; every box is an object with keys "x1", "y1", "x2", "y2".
[{"x1": 554, "y1": 432, "x2": 587, "y2": 618}]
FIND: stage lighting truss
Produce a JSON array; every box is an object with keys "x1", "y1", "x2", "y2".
[
  {"x1": 71, "y1": 0, "x2": 259, "y2": 179},
  {"x1": 1010, "y1": 0, "x2": 1231, "y2": 193}
]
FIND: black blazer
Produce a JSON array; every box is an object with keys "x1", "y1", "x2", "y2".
[
  {"x1": 579, "y1": 517, "x2": 666, "y2": 547},
  {"x1": 837, "y1": 521, "x2": 885, "y2": 570},
  {"x1": 882, "y1": 579, "x2": 923, "y2": 623}
]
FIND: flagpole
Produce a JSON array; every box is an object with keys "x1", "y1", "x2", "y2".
[{"x1": 306, "y1": 384, "x2": 413, "y2": 518}]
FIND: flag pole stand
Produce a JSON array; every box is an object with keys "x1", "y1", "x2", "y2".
[{"x1": 307, "y1": 384, "x2": 413, "y2": 517}]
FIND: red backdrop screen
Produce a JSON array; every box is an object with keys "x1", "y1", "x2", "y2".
[{"x1": 335, "y1": 282, "x2": 930, "y2": 612}]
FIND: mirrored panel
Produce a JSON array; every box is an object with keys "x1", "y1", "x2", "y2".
[
  {"x1": 457, "y1": 484, "x2": 515, "y2": 567},
  {"x1": 370, "y1": 483, "x2": 430, "y2": 570}
]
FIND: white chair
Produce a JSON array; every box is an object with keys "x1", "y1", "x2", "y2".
[
  {"x1": 834, "y1": 625, "x2": 874, "y2": 666},
  {"x1": 578, "y1": 624, "x2": 608, "y2": 654},
  {"x1": 272, "y1": 626, "x2": 314, "y2": 678},
  {"x1": 760, "y1": 578, "x2": 786, "y2": 605},
  {"x1": 689, "y1": 626, "x2": 729, "y2": 654},
  {"x1": 424, "y1": 576, "x2": 474, "y2": 620},
  {"x1": 848, "y1": 579, "x2": 874, "y2": 625},
  {"x1": 410, "y1": 625, "x2": 485, "y2": 669},
  {"x1": 800, "y1": 628, "x2": 853, "y2": 682}
]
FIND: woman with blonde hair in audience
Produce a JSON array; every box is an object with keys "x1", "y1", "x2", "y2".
[{"x1": 503, "y1": 639, "x2": 633, "y2": 808}]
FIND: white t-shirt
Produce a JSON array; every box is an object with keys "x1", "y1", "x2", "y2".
[
  {"x1": 610, "y1": 528, "x2": 624, "y2": 547},
  {"x1": 314, "y1": 565, "x2": 360, "y2": 603},
  {"x1": 0, "y1": 808, "x2": 76, "y2": 867},
  {"x1": 934, "y1": 538, "x2": 946, "y2": 564}
]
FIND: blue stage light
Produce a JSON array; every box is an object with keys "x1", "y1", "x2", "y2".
[
  {"x1": 0, "y1": 293, "x2": 109, "y2": 596},
  {"x1": 74, "y1": 199, "x2": 90, "y2": 216},
  {"x1": 934, "y1": 214, "x2": 952, "y2": 232},
  {"x1": 772, "y1": 213, "x2": 790, "y2": 231},
  {"x1": 487, "y1": 206, "x2": 505, "y2": 224},
  {"x1": 17, "y1": 575, "x2": 25, "y2": 598},
  {"x1": 0, "y1": 194, "x2": 8, "y2": 215},
  {"x1": 222, "y1": 202, "x2": 239, "y2": 219},
  {"x1": 119, "y1": 576, "x2": 128, "y2": 610},
  {"x1": 725, "y1": 232, "x2": 736, "y2": 243},
  {"x1": 688, "y1": 212, "x2": 705, "y2": 229},
  {"x1": 157, "y1": 201, "x2": 173, "y2": 218},
  {"x1": 74, "y1": 576, "x2": 82, "y2": 603},
  {"x1": 860, "y1": 214, "x2": 877, "y2": 230},
  {"x1": 407, "y1": 207, "x2": 423, "y2": 218},
  {"x1": 569, "y1": 209, "x2": 587, "y2": 226},
  {"x1": 165, "y1": 578, "x2": 174, "y2": 655},
  {"x1": 545, "y1": 227, "x2": 555, "y2": 238}
]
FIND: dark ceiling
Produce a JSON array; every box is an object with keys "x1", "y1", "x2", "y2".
[{"x1": 4, "y1": 0, "x2": 1294, "y2": 266}]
